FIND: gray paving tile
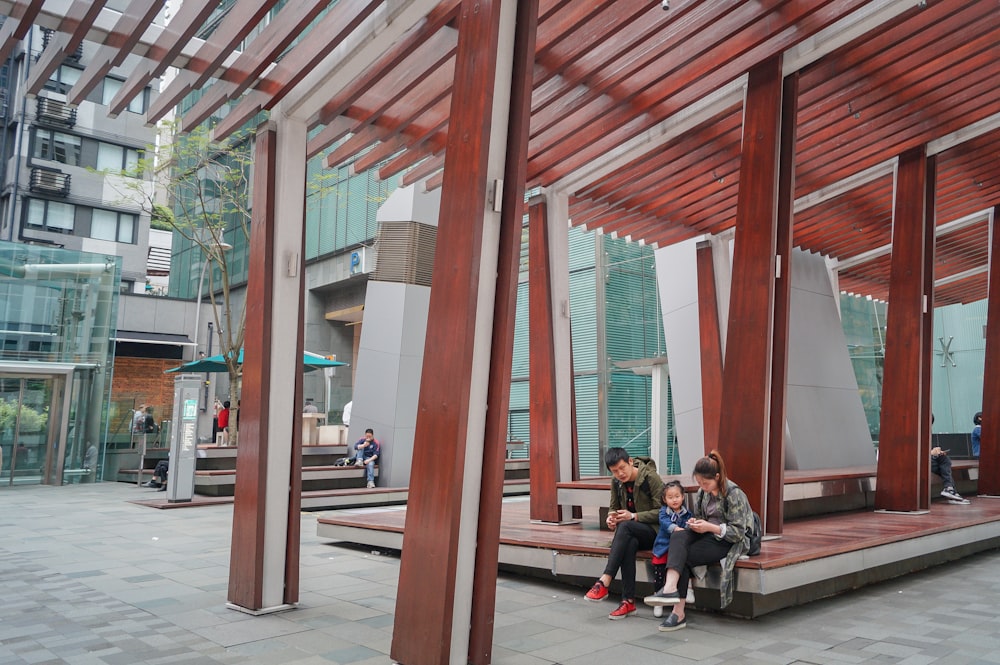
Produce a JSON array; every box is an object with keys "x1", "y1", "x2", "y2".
[{"x1": 5, "y1": 483, "x2": 1000, "y2": 665}]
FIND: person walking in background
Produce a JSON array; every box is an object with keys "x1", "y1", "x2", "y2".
[
  {"x1": 972, "y1": 412, "x2": 982, "y2": 457},
  {"x1": 342, "y1": 400, "x2": 352, "y2": 427},
  {"x1": 303, "y1": 398, "x2": 319, "y2": 414},
  {"x1": 353, "y1": 428, "x2": 381, "y2": 488},
  {"x1": 583, "y1": 447, "x2": 664, "y2": 620},
  {"x1": 217, "y1": 401, "x2": 231, "y2": 444}
]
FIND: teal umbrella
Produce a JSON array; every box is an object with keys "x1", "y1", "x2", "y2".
[{"x1": 166, "y1": 350, "x2": 347, "y2": 373}]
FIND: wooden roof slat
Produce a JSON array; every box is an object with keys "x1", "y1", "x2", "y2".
[
  {"x1": 797, "y1": 77, "x2": 1000, "y2": 194},
  {"x1": 530, "y1": 0, "x2": 673, "y2": 98},
  {"x1": 796, "y1": 0, "x2": 981, "y2": 113},
  {"x1": 305, "y1": 117, "x2": 355, "y2": 161},
  {"x1": 312, "y1": 0, "x2": 461, "y2": 129},
  {"x1": 317, "y1": 39, "x2": 456, "y2": 167},
  {"x1": 796, "y1": 13, "x2": 999, "y2": 157},
  {"x1": 0, "y1": 0, "x2": 45, "y2": 64},
  {"x1": 179, "y1": 0, "x2": 332, "y2": 131},
  {"x1": 400, "y1": 153, "x2": 445, "y2": 188},
  {"x1": 145, "y1": 0, "x2": 283, "y2": 122},
  {"x1": 324, "y1": 126, "x2": 384, "y2": 171},
  {"x1": 209, "y1": 0, "x2": 385, "y2": 140},
  {"x1": 528, "y1": 0, "x2": 867, "y2": 186},
  {"x1": 530, "y1": 1, "x2": 731, "y2": 136},
  {"x1": 351, "y1": 135, "x2": 412, "y2": 175},
  {"x1": 67, "y1": 0, "x2": 165, "y2": 106},
  {"x1": 378, "y1": 117, "x2": 450, "y2": 182},
  {"x1": 107, "y1": 0, "x2": 219, "y2": 117},
  {"x1": 578, "y1": 112, "x2": 743, "y2": 213},
  {"x1": 25, "y1": 0, "x2": 108, "y2": 97}
]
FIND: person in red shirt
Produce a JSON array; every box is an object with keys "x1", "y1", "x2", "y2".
[{"x1": 217, "y1": 401, "x2": 231, "y2": 443}]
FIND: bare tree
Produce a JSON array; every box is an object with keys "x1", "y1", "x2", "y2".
[{"x1": 110, "y1": 121, "x2": 254, "y2": 444}]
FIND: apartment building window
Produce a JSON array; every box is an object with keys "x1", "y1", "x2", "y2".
[
  {"x1": 91, "y1": 208, "x2": 135, "y2": 243},
  {"x1": 33, "y1": 129, "x2": 82, "y2": 166},
  {"x1": 24, "y1": 199, "x2": 137, "y2": 243},
  {"x1": 44, "y1": 65, "x2": 81, "y2": 94},
  {"x1": 96, "y1": 142, "x2": 141, "y2": 171},
  {"x1": 33, "y1": 128, "x2": 143, "y2": 171},
  {"x1": 26, "y1": 198, "x2": 74, "y2": 233},
  {"x1": 101, "y1": 77, "x2": 146, "y2": 114}
]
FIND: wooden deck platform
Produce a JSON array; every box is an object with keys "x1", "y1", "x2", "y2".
[{"x1": 316, "y1": 489, "x2": 1000, "y2": 618}]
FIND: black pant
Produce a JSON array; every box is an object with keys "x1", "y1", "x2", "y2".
[
  {"x1": 153, "y1": 459, "x2": 169, "y2": 482},
  {"x1": 666, "y1": 528, "x2": 731, "y2": 597},
  {"x1": 602, "y1": 520, "x2": 656, "y2": 600}
]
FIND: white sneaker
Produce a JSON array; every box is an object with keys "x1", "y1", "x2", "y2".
[
  {"x1": 366, "y1": 481, "x2": 375, "y2": 488},
  {"x1": 653, "y1": 605, "x2": 663, "y2": 618},
  {"x1": 355, "y1": 458, "x2": 364, "y2": 466}
]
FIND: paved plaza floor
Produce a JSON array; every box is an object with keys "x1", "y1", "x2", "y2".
[{"x1": 2, "y1": 483, "x2": 1000, "y2": 665}]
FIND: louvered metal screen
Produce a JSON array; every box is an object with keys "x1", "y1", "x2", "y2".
[{"x1": 372, "y1": 221, "x2": 437, "y2": 286}]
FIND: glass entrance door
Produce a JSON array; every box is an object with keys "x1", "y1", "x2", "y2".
[{"x1": 0, "y1": 376, "x2": 61, "y2": 486}]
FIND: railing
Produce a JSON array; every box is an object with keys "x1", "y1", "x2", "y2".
[
  {"x1": 36, "y1": 96, "x2": 76, "y2": 127},
  {"x1": 29, "y1": 167, "x2": 70, "y2": 196}
]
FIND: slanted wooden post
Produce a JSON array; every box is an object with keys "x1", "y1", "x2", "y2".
[
  {"x1": 979, "y1": 205, "x2": 1000, "y2": 496},
  {"x1": 918, "y1": 156, "x2": 937, "y2": 510},
  {"x1": 390, "y1": 0, "x2": 524, "y2": 663},
  {"x1": 468, "y1": 0, "x2": 538, "y2": 660},
  {"x1": 875, "y1": 146, "x2": 932, "y2": 512},
  {"x1": 718, "y1": 55, "x2": 784, "y2": 516},
  {"x1": 228, "y1": 118, "x2": 306, "y2": 612},
  {"x1": 765, "y1": 72, "x2": 799, "y2": 534},
  {"x1": 696, "y1": 240, "x2": 723, "y2": 454}
]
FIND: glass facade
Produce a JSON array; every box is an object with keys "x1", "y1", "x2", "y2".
[
  {"x1": 840, "y1": 293, "x2": 988, "y2": 444},
  {"x1": 304, "y1": 146, "x2": 403, "y2": 260},
  {"x1": 509, "y1": 225, "x2": 675, "y2": 477},
  {"x1": 0, "y1": 241, "x2": 120, "y2": 486}
]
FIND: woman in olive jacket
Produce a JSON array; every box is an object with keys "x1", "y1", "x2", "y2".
[{"x1": 644, "y1": 450, "x2": 753, "y2": 631}]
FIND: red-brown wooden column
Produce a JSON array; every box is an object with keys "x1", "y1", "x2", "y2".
[
  {"x1": 468, "y1": 0, "x2": 537, "y2": 661},
  {"x1": 391, "y1": 0, "x2": 520, "y2": 663},
  {"x1": 718, "y1": 55, "x2": 784, "y2": 515},
  {"x1": 979, "y1": 205, "x2": 1000, "y2": 496},
  {"x1": 875, "y1": 146, "x2": 931, "y2": 512},
  {"x1": 696, "y1": 240, "x2": 723, "y2": 455},
  {"x1": 918, "y1": 156, "x2": 937, "y2": 510},
  {"x1": 228, "y1": 118, "x2": 306, "y2": 612},
  {"x1": 765, "y1": 72, "x2": 798, "y2": 534},
  {"x1": 528, "y1": 197, "x2": 564, "y2": 523}
]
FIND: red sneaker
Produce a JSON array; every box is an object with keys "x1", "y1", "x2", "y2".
[
  {"x1": 585, "y1": 581, "x2": 609, "y2": 601},
  {"x1": 608, "y1": 599, "x2": 636, "y2": 620}
]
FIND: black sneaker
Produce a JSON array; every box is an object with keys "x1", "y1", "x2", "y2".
[
  {"x1": 143, "y1": 481, "x2": 160, "y2": 488},
  {"x1": 658, "y1": 613, "x2": 686, "y2": 631},
  {"x1": 940, "y1": 486, "x2": 964, "y2": 502}
]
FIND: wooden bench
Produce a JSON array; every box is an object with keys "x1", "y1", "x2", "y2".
[
  {"x1": 301, "y1": 478, "x2": 531, "y2": 510},
  {"x1": 194, "y1": 465, "x2": 378, "y2": 496},
  {"x1": 557, "y1": 461, "x2": 980, "y2": 523}
]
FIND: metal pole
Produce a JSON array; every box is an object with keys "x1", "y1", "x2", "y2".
[
  {"x1": 190, "y1": 256, "x2": 210, "y2": 361},
  {"x1": 203, "y1": 321, "x2": 213, "y2": 413}
]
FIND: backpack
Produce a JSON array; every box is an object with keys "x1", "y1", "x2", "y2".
[{"x1": 746, "y1": 511, "x2": 763, "y2": 556}]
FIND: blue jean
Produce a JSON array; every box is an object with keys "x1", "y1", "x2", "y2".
[{"x1": 362, "y1": 458, "x2": 376, "y2": 483}]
